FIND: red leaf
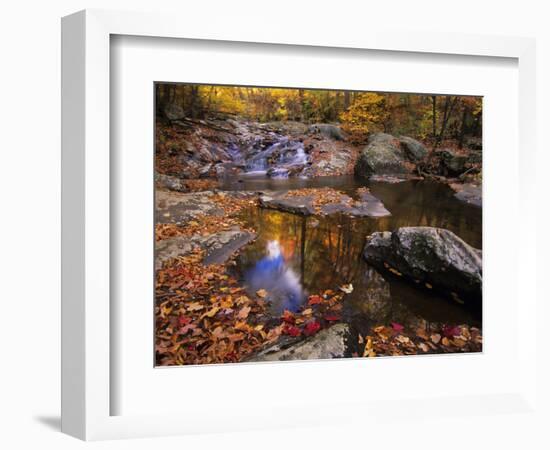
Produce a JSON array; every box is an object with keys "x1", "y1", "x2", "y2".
[
  {"x1": 283, "y1": 325, "x2": 301, "y2": 337},
  {"x1": 391, "y1": 322, "x2": 404, "y2": 332},
  {"x1": 281, "y1": 309, "x2": 296, "y2": 324},
  {"x1": 324, "y1": 314, "x2": 340, "y2": 322},
  {"x1": 442, "y1": 325, "x2": 460, "y2": 338},
  {"x1": 307, "y1": 295, "x2": 323, "y2": 306},
  {"x1": 304, "y1": 320, "x2": 321, "y2": 336},
  {"x1": 177, "y1": 315, "x2": 192, "y2": 327}
]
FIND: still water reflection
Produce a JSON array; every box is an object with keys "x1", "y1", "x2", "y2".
[{"x1": 234, "y1": 175, "x2": 482, "y2": 334}]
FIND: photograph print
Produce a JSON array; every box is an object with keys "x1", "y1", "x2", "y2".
[{"x1": 154, "y1": 83, "x2": 482, "y2": 366}]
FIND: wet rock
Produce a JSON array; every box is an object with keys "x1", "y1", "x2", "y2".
[
  {"x1": 155, "y1": 190, "x2": 224, "y2": 225},
  {"x1": 308, "y1": 123, "x2": 346, "y2": 141},
  {"x1": 355, "y1": 191, "x2": 391, "y2": 217},
  {"x1": 198, "y1": 163, "x2": 213, "y2": 177},
  {"x1": 355, "y1": 133, "x2": 411, "y2": 177},
  {"x1": 364, "y1": 227, "x2": 482, "y2": 302},
  {"x1": 248, "y1": 324, "x2": 350, "y2": 362},
  {"x1": 155, "y1": 229, "x2": 256, "y2": 269},
  {"x1": 436, "y1": 149, "x2": 468, "y2": 176},
  {"x1": 399, "y1": 136, "x2": 428, "y2": 161},
  {"x1": 259, "y1": 190, "x2": 390, "y2": 218},
  {"x1": 155, "y1": 172, "x2": 188, "y2": 192},
  {"x1": 259, "y1": 193, "x2": 315, "y2": 215},
  {"x1": 262, "y1": 121, "x2": 309, "y2": 136},
  {"x1": 450, "y1": 183, "x2": 482, "y2": 207}
]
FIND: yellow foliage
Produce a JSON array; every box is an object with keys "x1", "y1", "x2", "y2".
[{"x1": 340, "y1": 93, "x2": 389, "y2": 143}]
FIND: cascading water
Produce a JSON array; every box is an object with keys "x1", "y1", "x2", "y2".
[{"x1": 243, "y1": 136, "x2": 310, "y2": 178}]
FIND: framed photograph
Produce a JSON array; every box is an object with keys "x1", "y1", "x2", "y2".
[{"x1": 62, "y1": 9, "x2": 537, "y2": 441}]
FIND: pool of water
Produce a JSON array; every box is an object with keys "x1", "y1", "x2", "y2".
[{"x1": 232, "y1": 175, "x2": 482, "y2": 335}]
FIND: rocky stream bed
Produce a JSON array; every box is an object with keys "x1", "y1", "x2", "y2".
[{"x1": 154, "y1": 117, "x2": 483, "y2": 365}]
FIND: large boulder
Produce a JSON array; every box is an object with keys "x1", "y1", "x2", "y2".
[
  {"x1": 248, "y1": 324, "x2": 350, "y2": 362},
  {"x1": 436, "y1": 149, "x2": 468, "y2": 176},
  {"x1": 308, "y1": 123, "x2": 346, "y2": 141},
  {"x1": 355, "y1": 133, "x2": 411, "y2": 177},
  {"x1": 399, "y1": 136, "x2": 428, "y2": 161},
  {"x1": 363, "y1": 227, "x2": 482, "y2": 302}
]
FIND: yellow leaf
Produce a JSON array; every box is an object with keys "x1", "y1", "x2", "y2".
[
  {"x1": 363, "y1": 336, "x2": 376, "y2": 357},
  {"x1": 200, "y1": 306, "x2": 220, "y2": 319},
  {"x1": 256, "y1": 289, "x2": 268, "y2": 298}
]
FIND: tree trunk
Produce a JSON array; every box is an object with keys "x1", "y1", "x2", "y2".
[
  {"x1": 431, "y1": 96, "x2": 437, "y2": 139},
  {"x1": 458, "y1": 105, "x2": 468, "y2": 149}
]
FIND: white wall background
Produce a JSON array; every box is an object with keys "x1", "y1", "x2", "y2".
[{"x1": 0, "y1": 1, "x2": 547, "y2": 449}]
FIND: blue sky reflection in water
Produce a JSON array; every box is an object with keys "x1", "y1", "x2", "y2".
[{"x1": 244, "y1": 240, "x2": 306, "y2": 314}]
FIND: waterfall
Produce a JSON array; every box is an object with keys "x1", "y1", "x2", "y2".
[{"x1": 244, "y1": 137, "x2": 309, "y2": 177}]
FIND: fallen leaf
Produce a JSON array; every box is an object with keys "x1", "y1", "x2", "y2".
[
  {"x1": 281, "y1": 310, "x2": 295, "y2": 324},
  {"x1": 304, "y1": 320, "x2": 321, "y2": 336},
  {"x1": 431, "y1": 333, "x2": 442, "y2": 344},
  {"x1": 283, "y1": 325, "x2": 301, "y2": 337},
  {"x1": 301, "y1": 308, "x2": 313, "y2": 316},
  {"x1": 339, "y1": 283, "x2": 354, "y2": 294},
  {"x1": 395, "y1": 335, "x2": 410, "y2": 344},
  {"x1": 416, "y1": 328, "x2": 429, "y2": 340},
  {"x1": 441, "y1": 337, "x2": 450, "y2": 346},
  {"x1": 452, "y1": 338, "x2": 467, "y2": 348},
  {"x1": 187, "y1": 302, "x2": 205, "y2": 312},
  {"x1": 391, "y1": 322, "x2": 404, "y2": 332},
  {"x1": 307, "y1": 295, "x2": 323, "y2": 305},
  {"x1": 442, "y1": 325, "x2": 461, "y2": 338},
  {"x1": 324, "y1": 314, "x2": 341, "y2": 322},
  {"x1": 177, "y1": 315, "x2": 192, "y2": 327},
  {"x1": 256, "y1": 289, "x2": 268, "y2": 298},
  {"x1": 419, "y1": 343, "x2": 429, "y2": 352},
  {"x1": 363, "y1": 336, "x2": 376, "y2": 357},
  {"x1": 237, "y1": 305, "x2": 251, "y2": 320},
  {"x1": 200, "y1": 306, "x2": 220, "y2": 319}
]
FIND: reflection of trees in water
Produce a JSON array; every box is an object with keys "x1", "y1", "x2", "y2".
[
  {"x1": 369, "y1": 181, "x2": 482, "y2": 248},
  {"x1": 236, "y1": 181, "x2": 482, "y2": 330}
]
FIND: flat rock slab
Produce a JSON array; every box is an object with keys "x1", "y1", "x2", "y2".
[
  {"x1": 247, "y1": 324, "x2": 350, "y2": 362},
  {"x1": 155, "y1": 229, "x2": 256, "y2": 269},
  {"x1": 259, "y1": 193, "x2": 315, "y2": 215},
  {"x1": 450, "y1": 183, "x2": 482, "y2": 207},
  {"x1": 356, "y1": 192, "x2": 392, "y2": 217},
  {"x1": 259, "y1": 190, "x2": 390, "y2": 218},
  {"x1": 156, "y1": 190, "x2": 224, "y2": 225}
]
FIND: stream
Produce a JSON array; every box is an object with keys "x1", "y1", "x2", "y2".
[{"x1": 222, "y1": 175, "x2": 482, "y2": 336}]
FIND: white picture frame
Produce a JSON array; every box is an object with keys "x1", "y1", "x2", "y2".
[{"x1": 61, "y1": 9, "x2": 538, "y2": 441}]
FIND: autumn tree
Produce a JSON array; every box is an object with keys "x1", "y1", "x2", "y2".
[{"x1": 339, "y1": 93, "x2": 389, "y2": 143}]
